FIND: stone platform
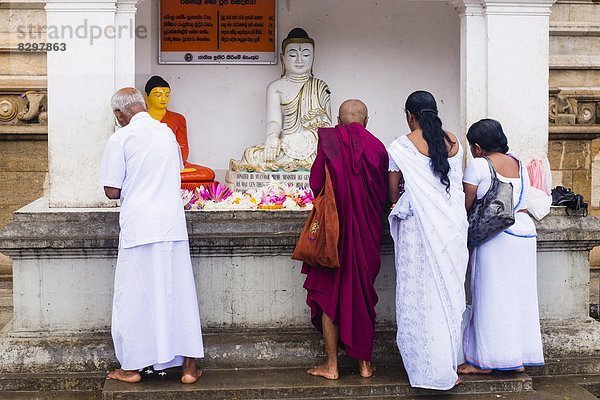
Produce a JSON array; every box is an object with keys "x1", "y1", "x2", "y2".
[{"x1": 0, "y1": 200, "x2": 599, "y2": 399}]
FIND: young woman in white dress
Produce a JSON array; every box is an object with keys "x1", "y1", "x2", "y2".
[
  {"x1": 388, "y1": 91, "x2": 469, "y2": 390},
  {"x1": 460, "y1": 119, "x2": 544, "y2": 374}
]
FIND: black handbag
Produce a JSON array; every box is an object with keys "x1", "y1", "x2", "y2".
[
  {"x1": 551, "y1": 186, "x2": 588, "y2": 216},
  {"x1": 467, "y1": 158, "x2": 516, "y2": 248}
]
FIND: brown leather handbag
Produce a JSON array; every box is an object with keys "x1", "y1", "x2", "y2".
[{"x1": 292, "y1": 166, "x2": 340, "y2": 268}]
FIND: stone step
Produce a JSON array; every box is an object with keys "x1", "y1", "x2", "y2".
[
  {"x1": 0, "y1": 391, "x2": 570, "y2": 400},
  {"x1": 0, "y1": 372, "x2": 105, "y2": 392},
  {"x1": 533, "y1": 376, "x2": 598, "y2": 400},
  {"x1": 2, "y1": 330, "x2": 600, "y2": 377},
  {"x1": 202, "y1": 328, "x2": 400, "y2": 369},
  {"x1": 0, "y1": 375, "x2": 596, "y2": 400},
  {"x1": 528, "y1": 357, "x2": 600, "y2": 376},
  {"x1": 102, "y1": 366, "x2": 533, "y2": 400},
  {"x1": 573, "y1": 374, "x2": 600, "y2": 397},
  {"x1": 0, "y1": 391, "x2": 101, "y2": 400},
  {"x1": 0, "y1": 329, "x2": 400, "y2": 373}
]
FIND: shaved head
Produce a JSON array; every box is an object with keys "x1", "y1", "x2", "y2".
[{"x1": 338, "y1": 99, "x2": 368, "y2": 126}]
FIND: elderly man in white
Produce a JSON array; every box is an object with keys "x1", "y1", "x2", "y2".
[{"x1": 100, "y1": 87, "x2": 204, "y2": 384}]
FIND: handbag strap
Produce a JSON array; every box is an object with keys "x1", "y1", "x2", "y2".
[
  {"x1": 483, "y1": 157, "x2": 498, "y2": 179},
  {"x1": 484, "y1": 156, "x2": 525, "y2": 211},
  {"x1": 321, "y1": 164, "x2": 333, "y2": 197}
]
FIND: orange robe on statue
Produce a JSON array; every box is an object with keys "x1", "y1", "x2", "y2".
[{"x1": 160, "y1": 110, "x2": 215, "y2": 189}]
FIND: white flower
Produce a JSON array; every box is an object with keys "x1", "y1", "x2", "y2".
[{"x1": 283, "y1": 197, "x2": 301, "y2": 210}]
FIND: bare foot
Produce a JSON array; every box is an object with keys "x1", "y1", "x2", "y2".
[
  {"x1": 107, "y1": 369, "x2": 142, "y2": 383},
  {"x1": 456, "y1": 377, "x2": 462, "y2": 385},
  {"x1": 358, "y1": 360, "x2": 376, "y2": 378},
  {"x1": 458, "y1": 363, "x2": 492, "y2": 374},
  {"x1": 181, "y1": 357, "x2": 203, "y2": 384},
  {"x1": 307, "y1": 362, "x2": 339, "y2": 380},
  {"x1": 515, "y1": 367, "x2": 525, "y2": 373}
]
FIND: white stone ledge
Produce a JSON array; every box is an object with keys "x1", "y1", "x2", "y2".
[
  {"x1": 550, "y1": 55, "x2": 600, "y2": 69},
  {"x1": 1, "y1": 200, "x2": 599, "y2": 259},
  {"x1": 551, "y1": 21, "x2": 600, "y2": 36}
]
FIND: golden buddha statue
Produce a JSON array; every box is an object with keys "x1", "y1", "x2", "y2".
[{"x1": 144, "y1": 76, "x2": 215, "y2": 190}]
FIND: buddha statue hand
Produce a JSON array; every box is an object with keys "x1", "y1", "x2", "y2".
[{"x1": 264, "y1": 132, "x2": 281, "y2": 162}]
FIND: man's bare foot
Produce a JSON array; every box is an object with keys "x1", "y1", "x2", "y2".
[
  {"x1": 358, "y1": 360, "x2": 376, "y2": 378},
  {"x1": 515, "y1": 367, "x2": 525, "y2": 373},
  {"x1": 458, "y1": 363, "x2": 492, "y2": 375},
  {"x1": 307, "y1": 362, "x2": 339, "y2": 380},
  {"x1": 106, "y1": 369, "x2": 142, "y2": 383},
  {"x1": 456, "y1": 377, "x2": 462, "y2": 385},
  {"x1": 181, "y1": 357, "x2": 203, "y2": 384}
]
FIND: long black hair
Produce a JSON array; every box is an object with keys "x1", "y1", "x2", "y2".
[
  {"x1": 405, "y1": 91, "x2": 454, "y2": 192},
  {"x1": 466, "y1": 119, "x2": 509, "y2": 154}
]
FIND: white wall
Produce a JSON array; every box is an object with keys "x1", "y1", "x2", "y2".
[{"x1": 135, "y1": 0, "x2": 460, "y2": 171}]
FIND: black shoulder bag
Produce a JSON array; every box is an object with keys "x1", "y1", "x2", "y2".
[{"x1": 467, "y1": 158, "x2": 516, "y2": 249}]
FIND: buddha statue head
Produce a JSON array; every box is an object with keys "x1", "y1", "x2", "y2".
[
  {"x1": 144, "y1": 75, "x2": 171, "y2": 113},
  {"x1": 280, "y1": 28, "x2": 315, "y2": 77}
]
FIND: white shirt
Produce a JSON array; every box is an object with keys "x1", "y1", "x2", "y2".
[
  {"x1": 463, "y1": 156, "x2": 527, "y2": 210},
  {"x1": 99, "y1": 112, "x2": 188, "y2": 249}
]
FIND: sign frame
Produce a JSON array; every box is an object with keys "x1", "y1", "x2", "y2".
[{"x1": 158, "y1": 0, "x2": 278, "y2": 65}]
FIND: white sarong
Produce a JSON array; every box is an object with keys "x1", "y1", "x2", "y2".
[
  {"x1": 112, "y1": 240, "x2": 204, "y2": 371},
  {"x1": 462, "y1": 157, "x2": 544, "y2": 370},
  {"x1": 388, "y1": 135, "x2": 469, "y2": 390}
]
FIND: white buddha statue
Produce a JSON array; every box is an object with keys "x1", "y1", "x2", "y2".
[{"x1": 231, "y1": 28, "x2": 332, "y2": 172}]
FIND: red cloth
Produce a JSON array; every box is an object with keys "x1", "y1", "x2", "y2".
[
  {"x1": 301, "y1": 123, "x2": 389, "y2": 361},
  {"x1": 161, "y1": 110, "x2": 189, "y2": 161},
  {"x1": 161, "y1": 110, "x2": 215, "y2": 183}
]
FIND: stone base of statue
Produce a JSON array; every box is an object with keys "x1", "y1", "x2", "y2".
[{"x1": 225, "y1": 170, "x2": 310, "y2": 191}]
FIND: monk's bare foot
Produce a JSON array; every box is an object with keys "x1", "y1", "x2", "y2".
[
  {"x1": 181, "y1": 357, "x2": 202, "y2": 384},
  {"x1": 515, "y1": 367, "x2": 525, "y2": 373},
  {"x1": 458, "y1": 363, "x2": 492, "y2": 375},
  {"x1": 456, "y1": 377, "x2": 462, "y2": 386},
  {"x1": 307, "y1": 362, "x2": 339, "y2": 380},
  {"x1": 358, "y1": 360, "x2": 376, "y2": 378},
  {"x1": 106, "y1": 369, "x2": 141, "y2": 383}
]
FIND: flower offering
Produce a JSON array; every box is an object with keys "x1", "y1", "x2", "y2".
[{"x1": 182, "y1": 180, "x2": 313, "y2": 211}]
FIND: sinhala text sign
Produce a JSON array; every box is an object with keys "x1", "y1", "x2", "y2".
[{"x1": 159, "y1": 0, "x2": 277, "y2": 65}]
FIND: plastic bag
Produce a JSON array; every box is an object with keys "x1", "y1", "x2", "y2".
[
  {"x1": 527, "y1": 158, "x2": 552, "y2": 195},
  {"x1": 528, "y1": 186, "x2": 552, "y2": 220}
]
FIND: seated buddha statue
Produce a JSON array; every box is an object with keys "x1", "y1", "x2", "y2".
[
  {"x1": 230, "y1": 28, "x2": 332, "y2": 172},
  {"x1": 144, "y1": 75, "x2": 216, "y2": 190}
]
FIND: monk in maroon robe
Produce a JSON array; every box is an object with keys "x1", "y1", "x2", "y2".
[{"x1": 302, "y1": 99, "x2": 389, "y2": 380}]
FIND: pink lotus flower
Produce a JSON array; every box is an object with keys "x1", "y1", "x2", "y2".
[
  {"x1": 197, "y1": 183, "x2": 233, "y2": 202},
  {"x1": 261, "y1": 188, "x2": 286, "y2": 205},
  {"x1": 299, "y1": 189, "x2": 314, "y2": 205}
]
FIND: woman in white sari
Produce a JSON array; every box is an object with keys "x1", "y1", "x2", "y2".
[
  {"x1": 459, "y1": 119, "x2": 544, "y2": 374},
  {"x1": 388, "y1": 91, "x2": 469, "y2": 390}
]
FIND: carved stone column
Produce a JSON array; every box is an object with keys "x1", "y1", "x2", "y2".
[
  {"x1": 115, "y1": 0, "x2": 138, "y2": 89},
  {"x1": 451, "y1": 0, "x2": 557, "y2": 160}
]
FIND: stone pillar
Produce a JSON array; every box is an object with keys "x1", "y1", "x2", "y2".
[
  {"x1": 45, "y1": 0, "x2": 137, "y2": 208},
  {"x1": 454, "y1": 1, "x2": 487, "y2": 139},
  {"x1": 452, "y1": 0, "x2": 557, "y2": 160},
  {"x1": 114, "y1": 0, "x2": 138, "y2": 89}
]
